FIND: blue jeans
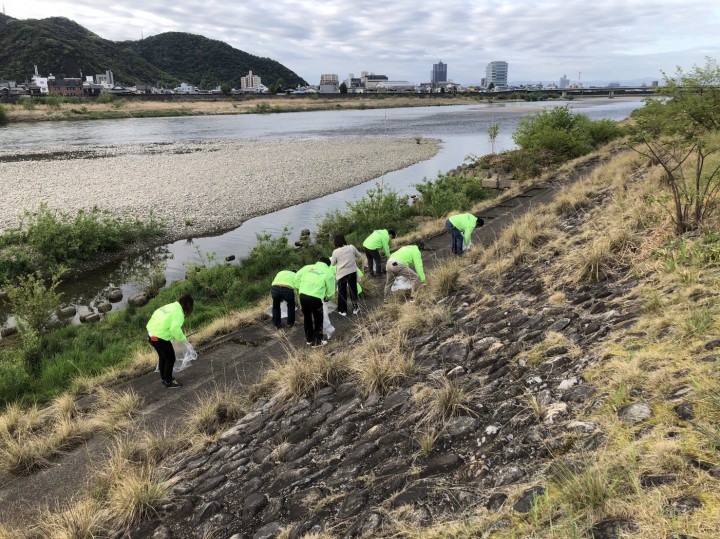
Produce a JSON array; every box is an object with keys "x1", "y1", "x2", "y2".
[
  {"x1": 445, "y1": 219, "x2": 464, "y2": 255},
  {"x1": 271, "y1": 285, "x2": 295, "y2": 329}
]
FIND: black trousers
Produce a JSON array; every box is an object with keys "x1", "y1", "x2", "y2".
[
  {"x1": 149, "y1": 337, "x2": 175, "y2": 383},
  {"x1": 337, "y1": 271, "x2": 359, "y2": 314},
  {"x1": 299, "y1": 293, "x2": 324, "y2": 344},
  {"x1": 364, "y1": 247, "x2": 383, "y2": 275}
]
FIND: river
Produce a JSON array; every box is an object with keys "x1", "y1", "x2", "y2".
[{"x1": 0, "y1": 98, "x2": 645, "y2": 323}]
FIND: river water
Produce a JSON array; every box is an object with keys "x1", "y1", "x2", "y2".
[{"x1": 0, "y1": 98, "x2": 645, "y2": 321}]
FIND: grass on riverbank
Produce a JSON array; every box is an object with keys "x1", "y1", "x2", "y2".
[{"x1": 2, "y1": 94, "x2": 485, "y2": 123}]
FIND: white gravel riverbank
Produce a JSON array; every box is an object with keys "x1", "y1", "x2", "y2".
[{"x1": 0, "y1": 137, "x2": 439, "y2": 241}]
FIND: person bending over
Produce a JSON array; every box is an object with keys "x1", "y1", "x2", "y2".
[
  {"x1": 146, "y1": 294, "x2": 194, "y2": 388},
  {"x1": 362, "y1": 228, "x2": 396, "y2": 277},
  {"x1": 296, "y1": 257, "x2": 335, "y2": 346}
]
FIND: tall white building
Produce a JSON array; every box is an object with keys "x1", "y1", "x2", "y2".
[
  {"x1": 241, "y1": 71, "x2": 262, "y2": 91},
  {"x1": 485, "y1": 61, "x2": 508, "y2": 89}
]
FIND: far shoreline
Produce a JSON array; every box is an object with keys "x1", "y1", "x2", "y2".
[{"x1": 0, "y1": 93, "x2": 646, "y2": 124}]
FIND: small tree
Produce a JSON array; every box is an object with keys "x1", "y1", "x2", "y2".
[
  {"x1": 631, "y1": 57, "x2": 720, "y2": 234},
  {"x1": 339, "y1": 82, "x2": 348, "y2": 94},
  {"x1": 220, "y1": 83, "x2": 231, "y2": 95},
  {"x1": 488, "y1": 122, "x2": 500, "y2": 154},
  {"x1": 6, "y1": 270, "x2": 64, "y2": 376}
]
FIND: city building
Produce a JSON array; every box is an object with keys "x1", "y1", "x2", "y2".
[
  {"x1": 47, "y1": 77, "x2": 84, "y2": 97},
  {"x1": 96, "y1": 70, "x2": 114, "y2": 87},
  {"x1": 319, "y1": 74, "x2": 339, "y2": 93},
  {"x1": 240, "y1": 70, "x2": 262, "y2": 92},
  {"x1": 485, "y1": 61, "x2": 508, "y2": 89},
  {"x1": 559, "y1": 74, "x2": 569, "y2": 89},
  {"x1": 431, "y1": 61, "x2": 447, "y2": 84}
]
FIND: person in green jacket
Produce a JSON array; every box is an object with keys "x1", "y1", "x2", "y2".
[
  {"x1": 446, "y1": 213, "x2": 484, "y2": 256},
  {"x1": 271, "y1": 270, "x2": 298, "y2": 330},
  {"x1": 362, "y1": 229, "x2": 396, "y2": 277},
  {"x1": 384, "y1": 245, "x2": 426, "y2": 300},
  {"x1": 146, "y1": 294, "x2": 194, "y2": 388},
  {"x1": 296, "y1": 257, "x2": 335, "y2": 346}
]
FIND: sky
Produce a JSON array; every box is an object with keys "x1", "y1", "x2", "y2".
[{"x1": 4, "y1": 0, "x2": 720, "y2": 86}]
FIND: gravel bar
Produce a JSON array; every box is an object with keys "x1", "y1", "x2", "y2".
[{"x1": 0, "y1": 137, "x2": 439, "y2": 241}]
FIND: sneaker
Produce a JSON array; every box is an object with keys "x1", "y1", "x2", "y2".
[
  {"x1": 306, "y1": 341, "x2": 313, "y2": 345},
  {"x1": 352, "y1": 307, "x2": 360, "y2": 315},
  {"x1": 163, "y1": 379, "x2": 182, "y2": 388},
  {"x1": 408, "y1": 299, "x2": 415, "y2": 304},
  {"x1": 338, "y1": 311, "x2": 347, "y2": 317}
]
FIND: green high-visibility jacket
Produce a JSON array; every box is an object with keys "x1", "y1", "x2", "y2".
[
  {"x1": 449, "y1": 213, "x2": 478, "y2": 247},
  {"x1": 146, "y1": 301, "x2": 186, "y2": 342},
  {"x1": 362, "y1": 229, "x2": 391, "y2": 257},
  {"x1": 389, "y1": 245, "x2": 426, "y2": 282},
  {"x1": 272, "y1": 270, "x2": 298, "y2": 289},
  {"x1": 297, "y1": 262, "x2": 335, "y2": 300}
]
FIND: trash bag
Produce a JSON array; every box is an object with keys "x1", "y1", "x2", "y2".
[
  {"x1": 265, "y1": 302, "x2": 289, "y2": 319},
  {"x1": 323, "y1": 302, "x2": 335, "y2": 339},
  {"x1": 391, "y1": 275, "x2": 413, "y2": 292},
  {"x1": 155, "y1": 340, "x2": 198, "y2": 373}
]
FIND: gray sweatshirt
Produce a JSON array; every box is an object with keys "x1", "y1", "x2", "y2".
[{"x1": 331, "y1": 245, "x2": 364, "y2": 280}]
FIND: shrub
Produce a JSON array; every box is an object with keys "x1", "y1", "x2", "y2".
[
  {"x1": 513, "y1": 105, "x2": 621, "y2": 166},
  {"x1": 0, "y1": 244, "x2": 43, "y2": 284},
  {"x1": 0, "y1": 104, "x2": 6, "y2": 123},
  {"x1": 317, "y1": 183, "x2": 416, "y2": 245},
  {"x1": 9, "y1": 204, "x2": 163, "y2": 268},
  {"x1": 6, "y1": 271, "x2": 63, "y2": 335},
  {"x1": 415, "y1": 172, "x2": 491, "y2": 218}
]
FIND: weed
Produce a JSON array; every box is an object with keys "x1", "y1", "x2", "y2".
[{"x1": 105, "y1": 464, "x2": 167, "y2": 527}]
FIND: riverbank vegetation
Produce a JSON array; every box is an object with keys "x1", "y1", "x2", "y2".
[{"x1": 0, "y1": 204, "x2": 164, "y2": 284}]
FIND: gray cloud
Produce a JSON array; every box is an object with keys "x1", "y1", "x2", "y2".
[{"x1": 6, "y1": 0, "x2": 720, "y2": 84}]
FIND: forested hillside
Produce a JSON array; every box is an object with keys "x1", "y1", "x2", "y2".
[
  {"x1": 0, "y1": 14, "x2": 306, "y2": 88},
  {"x1": 125, "y1": 32, "x2": 307, "y2": 89}
]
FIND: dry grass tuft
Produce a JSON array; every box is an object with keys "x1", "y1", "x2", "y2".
[
  {"x1": 415, "y1": 427, "x2": 442, "y2": 457},
  {"x1": 0, "y1": 436, "x2": 52, "y2": 476},
  {"x1": 0, "y1": 403, "x2": 42, "y2": 440},
  {"x1": 416, "y1": 376, "x2": 475, "y2": 424},
  {"x1": 262, "y1": 348, "x2": 352, "y2": 403},
  {"x1": 105, "y1": 464, "x2": 167, "y2": 527},
  {"x1": 187, "y1": 387, "x2": 246, "y2": 437},
  {"x1": 36, "y1": 498, "x2": 107, "y2": 539},
  {"x1": 523, "y1": 331, "x2": 578, "y2": 366},
  {"x1": 425, "y1": 257, "x2": 464, "y2": 299},
  {"x1": 482, "y1": 211, "x2": 558, "y2": 265},
  {"x1": 94, "y1": 388, "x2": 144, "y2": 429},
  {"x1": 395, "y1": 302, "x2": 451, "y2": 336},
  {"x1": 352, "y1": 333, "x2": 418, "y2": 396},
  {"x1": 193, "y1": 303, "x2": 268, "y2": 345}
]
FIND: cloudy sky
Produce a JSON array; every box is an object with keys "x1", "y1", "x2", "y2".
[{"x1": 4, "y1": 0, "x2": 719, "y2": 85}]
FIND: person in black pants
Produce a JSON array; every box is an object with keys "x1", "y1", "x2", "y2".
[{"x1": 296, "y1": 257, "x2": 335, "y2": 346}]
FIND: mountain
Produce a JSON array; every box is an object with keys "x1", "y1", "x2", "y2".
[
  {"x1": 0, "y1": 15, "x2": 306, "y2": 88},
  {"x1": 124, "y1": 32, "x2": 307, "y2": 89}
]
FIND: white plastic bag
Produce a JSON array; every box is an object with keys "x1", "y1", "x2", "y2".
[
  {"x1": 265, "y1": 302, "x2": 289, "y2": 318},
  {"x1": 155, "y1": 340, "x2": 198, "y2": 373},
  {"x1": 323, "y1": 302, "x2": 335, "y2": 339},
  {"x1": 391, "y1": 275, "x2": 413, "y2": 292}
]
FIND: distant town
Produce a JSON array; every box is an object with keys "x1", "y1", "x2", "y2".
[{"x1": 0, "y1": 60, "x2": 660, "y2": 100}]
